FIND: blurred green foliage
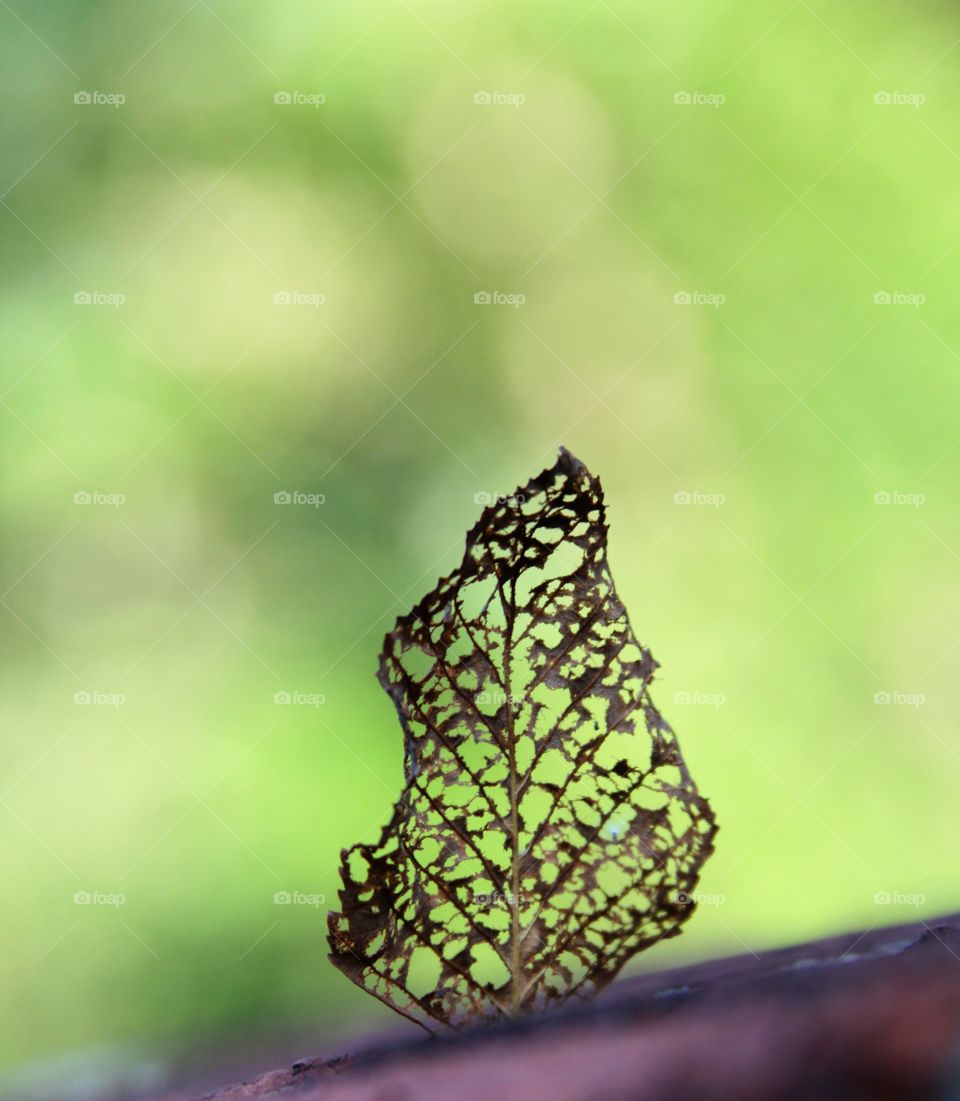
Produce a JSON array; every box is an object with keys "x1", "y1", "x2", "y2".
[{"x1": 2, "y1": 0, "x2": 960, "y2": 1084}]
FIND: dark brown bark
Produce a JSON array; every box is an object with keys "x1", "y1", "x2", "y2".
[{"x1": 149, "y1": 910, "x2": 960, "y2": 1101}]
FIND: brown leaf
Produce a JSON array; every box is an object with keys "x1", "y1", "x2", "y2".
[{"x1": 327, "y1": 449, "x2": 717, "y2": 1031}]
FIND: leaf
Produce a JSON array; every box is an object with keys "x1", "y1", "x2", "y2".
[{"x1": 327, "y1": 449, "x2": 717, "y2": 1032}]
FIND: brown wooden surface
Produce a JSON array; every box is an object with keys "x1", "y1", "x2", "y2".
[{"x1": 153, "y1": 911, "x2": 960, "y2": 1101}]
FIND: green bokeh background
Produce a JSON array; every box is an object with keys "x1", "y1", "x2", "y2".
[{"x1": 3, "y1": 0, "x2": 960, "y2": 1091}]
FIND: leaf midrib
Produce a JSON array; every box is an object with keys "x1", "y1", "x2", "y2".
[{"x1": 503, "y1": 573, "x2": 522, "y2": 1013}]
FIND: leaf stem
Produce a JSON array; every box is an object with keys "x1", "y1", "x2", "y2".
[{"x1": 505, "y1": 576, "x2": 521, "y2": 1013}]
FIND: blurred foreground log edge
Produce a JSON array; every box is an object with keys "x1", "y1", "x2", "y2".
[{"x1": 153, "y1": 912, "x2": 960, "y2": 1100}]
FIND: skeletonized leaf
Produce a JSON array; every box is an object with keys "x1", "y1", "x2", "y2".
[{"x1": 327, "y1": 449, "x2": 717, "y2": 1031}]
